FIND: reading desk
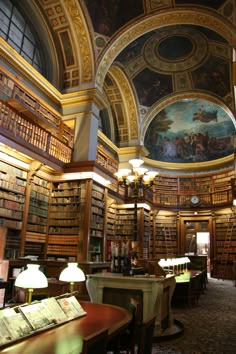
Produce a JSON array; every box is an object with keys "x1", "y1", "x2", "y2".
[{"x1": 0, "y1": 302, "x2": 132, "y2": 354}]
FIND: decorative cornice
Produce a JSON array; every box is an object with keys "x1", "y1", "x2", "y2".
[
  {"x1": 143, "y1": 153, "x2": 234, "y2": 173},
  {"x1": 60, "y1": 87, "x2": 108, "y2": 113}
]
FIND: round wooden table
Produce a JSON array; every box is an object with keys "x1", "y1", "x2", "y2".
[{"x1": 0, "y1": 302, "x2": 132, "y2": 354}]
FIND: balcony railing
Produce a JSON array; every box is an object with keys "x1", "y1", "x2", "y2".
[{"x1": 0, "y1": 101, "x2": 72, "y2": 164}]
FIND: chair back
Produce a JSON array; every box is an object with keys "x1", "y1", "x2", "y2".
[
  {"x1": 81, "y1": 328, "x2": 108, "y2": 354},
  {"x1": 137, "y1": 314, "x2": 156, "y2": 354}
]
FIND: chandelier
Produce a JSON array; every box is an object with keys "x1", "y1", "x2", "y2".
[{"x1": 114, "y1": 159, "x2": 158, "y2": 242}]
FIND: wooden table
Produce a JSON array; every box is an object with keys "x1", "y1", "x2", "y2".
[
  {"x1": 172, "y1": 270, "x2": 204, "y2": 307},
  {"x1": 0, "y1": 302, "x2": 132, "y2": 354},
  {"x1": 0, "y1": 281, "x2": 8, "y2": 307}
]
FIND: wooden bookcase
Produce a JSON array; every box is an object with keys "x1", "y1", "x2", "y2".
[
  {"x1": 114, "y1": 206, "x2": 135, "y2": 240},
  {"x1": 151, "y1": 213, "x2": 177, "y2": 259},
  {"x1": 153, "y1": 176, "x2": 178, "y2": 206},
  {"x1": 47, "y1": 180, "x2": 86, "y2": 261},
  {"x1": 213, "y1": 212, "x2": 236, "y2": 279},
  {"x1": 0, "y1": 160, "x2": 26, "y2": 230},
  {"x1": 87, "y1": 183, "x2": 107, "y2": 262},
  {"x1": 24, "y1": 174, "x2": 50, "y2": 258},
  {"x1": 153, "y1": 170, "x2": 234, "y2": 207},
  {"x1": 139, "y1": 207, "x2": 151, "y2": 260},
  {"x1": 0, "y1": 67, "x2": 74, "y2": 165}
]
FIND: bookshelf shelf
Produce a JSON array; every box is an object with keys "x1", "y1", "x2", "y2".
[
  {"x1": 152, "y1": 214, "x2": 177, "y2": 259},
  {"x1": 88, "y1": 183, "x2": 105, "y2": 261},
  {"x1": 0, "y1": 160, "x2": 26, "y2": 231},
  {"x1": 47, "y1": 180, "x2": 85, "y2": 261}
]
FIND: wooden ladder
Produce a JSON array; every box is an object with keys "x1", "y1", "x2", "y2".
[
  {"x1": 218, "y1": 216, "x2": 235, "y2": 279},
  {"x1": 164, "y1": 227, "x2": 175, "y2": 258}
]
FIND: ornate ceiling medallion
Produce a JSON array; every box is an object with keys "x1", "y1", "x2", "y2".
[{"x1": 144, "y1": 26, "x2": 208, "y2": 73}]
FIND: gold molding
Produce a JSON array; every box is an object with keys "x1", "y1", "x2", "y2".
[
  {"x1": 109, "y1": 66, "x2": 139, "y2": 140},
  {"x1": 98, "y1": 131, "x2": 118, "y2": 154},
  {"x1": 0, "y1": 38, "x2": 61, "y2": 104},
  {"x1": 143, "y1": 153, "x2": 234, "y2": 172},
  {"x1": 96, "y1": 9, "x2": 236, "y2": 87},
  {"x1": 63, "y1": 0, "x2": 94, "y2": 83}
]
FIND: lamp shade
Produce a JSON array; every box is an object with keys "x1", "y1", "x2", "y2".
[
  {"x1": 59, "y1": 263, "x2": 85, "y2": 283},
  {"x1": 15, "y1": 264, "x2": 48, "y2": 289}
]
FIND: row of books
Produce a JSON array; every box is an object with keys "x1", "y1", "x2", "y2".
[
  {"x1": 47, "y1": 245, "x2": 78, "y2": 255},
  {"x1": 0, "y1": 294, "x2": 87, "y2": 346},
  {"x1": 27, "y1": 224, "x2": 47, "y2": 233},
  {"x1": 30, "y1": 187, "x2": 50, "y2": 200},
  {"x1": 0, "y1": 198, "x2": 24, "y2": 211},
  {"x1": 48, "y1": 226, "x2": 79, "y2": 234},
  {"x1": 0, "y1": 207, "x2": 22, "y2": 220},
  {"x1": 0, "y1": 179, "x2": 26, "y2": 194},
  {"x1": 0, "y1": 159, "x2": 27, "y2": 179},
  {"x1": 0, "y1": 191, "x2": 25, "y2": 204}
]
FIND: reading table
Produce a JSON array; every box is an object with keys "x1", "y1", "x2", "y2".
[{"x1": 0, "y1": 302, "x2": 132, "y2": 354}]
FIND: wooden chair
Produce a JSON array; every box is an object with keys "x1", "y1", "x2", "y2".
[
  {"x1": 137, "y1": 314, "x2": 156, "y2": 354},
  {"x1": 114, "y1": 297, "x2": 142, "y2": 354},
  {"x1": 82, "y1": 328, "x2": 108, "y2": 354}
]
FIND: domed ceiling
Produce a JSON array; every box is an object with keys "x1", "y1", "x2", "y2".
[{"x1": 84, "y1": 0, "x2": 236, "y2": 166}]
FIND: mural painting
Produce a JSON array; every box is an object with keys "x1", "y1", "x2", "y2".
[{"x1": 144, "y1": 99, "x2": 235, "y2": 163}]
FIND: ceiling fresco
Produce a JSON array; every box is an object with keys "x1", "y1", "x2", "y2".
[{"x1": 144, "y1": 99, "x2": 235, "y2": 163}]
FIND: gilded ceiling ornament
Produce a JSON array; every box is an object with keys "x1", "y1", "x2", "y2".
[
  {"x1": 63, "y1": 0, "x2": 93, "y2": 83},
  {"x1": 143, "y1": 27, "x2": 207, "y2": 73}
]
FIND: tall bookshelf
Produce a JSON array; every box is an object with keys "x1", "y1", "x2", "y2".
[
  {"x1": 47, "y1": 180, "x2": 86, "y2": 261},
  {"x1": 214, "y1": 213, "x2": 236, "y2": 278},
  {"x1": 139, "y1": 207, "x2": 151, "y2": 260},
  {"x1": 115, "y1": 207, "x2": 135, "y2": 240},
  {"x1": 152, "y1": 213, "x2": 177, "y2": 259},
  {"x1": 25, "y1": 175, "x2": 50, "y2": 258},
  {"x1": 0, "y1": 159, "x2": 26, "y2": 258},
  {"x1": 88, "y1": 183, "x2": 105, "y2": 262},
  {"x1": 105, "y1": 199, "x2": 116, "y2": 261}
]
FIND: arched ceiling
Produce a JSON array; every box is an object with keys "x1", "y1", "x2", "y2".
[
  {"x1": 24, "y1": 1, "x2": 236, "y2": 169},
  {"x1": 82, "y1": 0, "x2": 236, "y2": 168}
]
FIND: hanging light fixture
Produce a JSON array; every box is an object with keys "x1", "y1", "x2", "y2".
[{"x1": 114, "y1": 159, "x2": 158, "y2": 243}]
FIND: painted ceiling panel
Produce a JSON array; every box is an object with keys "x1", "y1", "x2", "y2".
[
  {"x1": 84, "y1": 0, "x2": 144, "y2": 37},
  {"x1": 114, "y1": 25, "x2": 232, "y2": 108}
]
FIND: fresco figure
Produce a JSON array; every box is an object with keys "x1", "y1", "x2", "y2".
[
  {"x1": 161, "y1": 137, "x2": 177, "y2": 158},
  {"x1": 192, "y1": 108, "x2": 218, "y2": 123}
]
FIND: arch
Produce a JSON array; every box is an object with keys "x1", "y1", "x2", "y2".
[
  {"x1": 34, "y1": 0, "x2": 95, "y2": 91},
  {"x1": 107, "y1": 65, "x2": 139, "y2": 143}
]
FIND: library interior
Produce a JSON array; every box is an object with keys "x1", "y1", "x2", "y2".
[{"x1": 0, "y1": 1, "x2": 236, "y2": 353}]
